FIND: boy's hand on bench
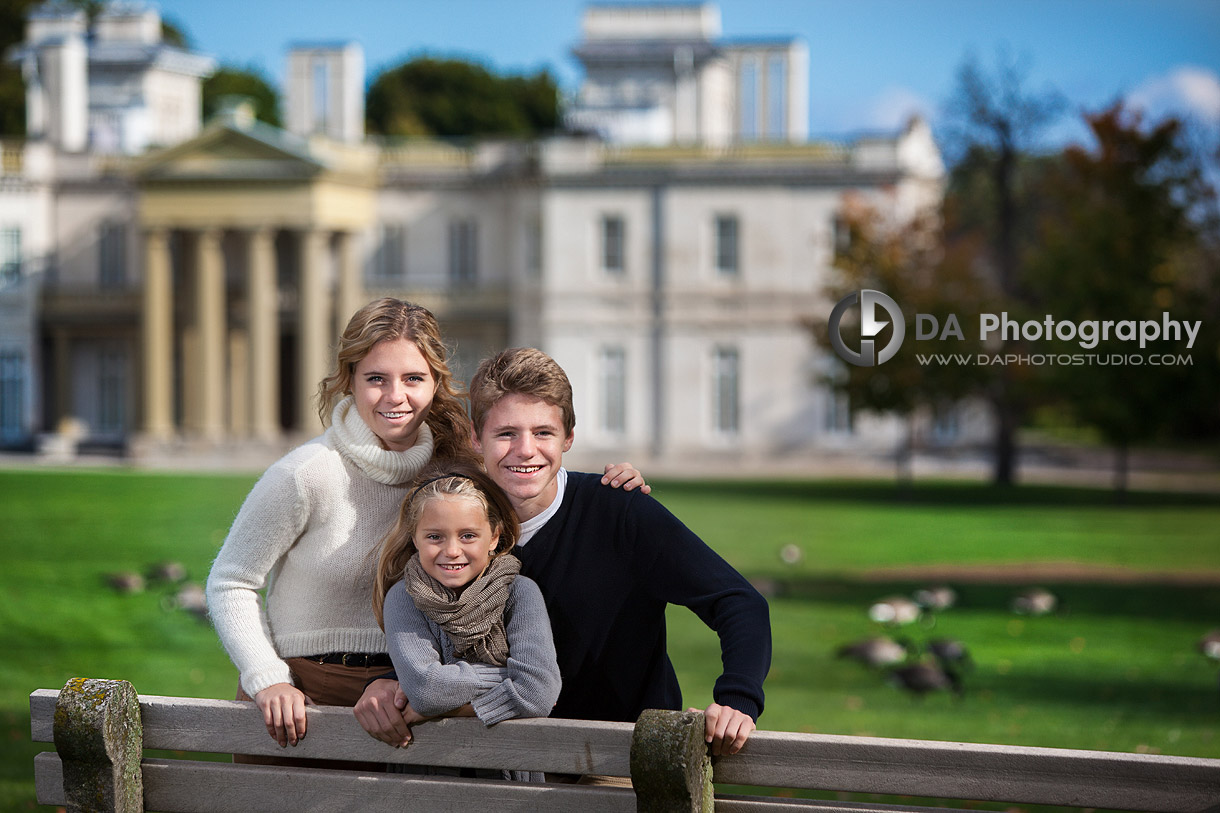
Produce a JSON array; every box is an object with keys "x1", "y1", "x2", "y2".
[
  {"x1": 255, "y1": 683, "x2": 311, "y2": 747},
  {"x1": 354, "y1": 679, "x2": 412, "y2": 747},
  {"x1": 693, "y1": 703, "x2": 755, "y2": 757}
]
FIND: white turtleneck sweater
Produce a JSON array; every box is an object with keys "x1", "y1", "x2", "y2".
[{"x1": 206, "y1": 396, "x2": 434, "y2": 697}]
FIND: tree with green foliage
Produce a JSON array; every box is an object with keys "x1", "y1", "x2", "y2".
[
  {"x1": 0, "y1": 0, "x2": 41, "y2": 135},
  {"x1": 1025, "y1": 104, "x2": 1220, "y2": 495},
  {"x1": 202, "y1": 66, "x2": 281, "y2": 128},
  {"x1": 366, "y1": 56, "x2": 558, "y2": 138},
  {"x1": 941, "y1": 50, "x2": 1067, "y2": 485}
]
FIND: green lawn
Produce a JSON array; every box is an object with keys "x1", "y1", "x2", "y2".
[{"x1": 2, "y1": 468, "x2": 1218, "y2": 810}]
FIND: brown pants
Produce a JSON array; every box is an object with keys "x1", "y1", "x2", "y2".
[{"x1": 234, "y1": 656, "x2": 393, "y2": 771}]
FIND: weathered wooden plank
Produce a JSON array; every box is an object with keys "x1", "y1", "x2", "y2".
[
  {"x1": 713, "y1": 730, "x2": 1220, "y2": 812},
  {"x1": 35, "y1": 753, "x2": 635, "y2": 813},
  {"x1": 34, "y1": 689, "x2": 633, "y2": 776},
  {"x1": 33, "y1": 688, "x2": 1220, "y2": 812},
  {"x1": 33, "y1": 751, "x2": 62, "y2": 806},
  {"x1": 715, "y1": 795, "x2": 965, "y2": 813},
  {"x1": 29, "y1": 689, "x2": 56, "y2": 741}
]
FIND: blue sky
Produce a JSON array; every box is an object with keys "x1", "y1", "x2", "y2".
[{"x1": 155, "y1": 0, "x2": 1220, "y2": 145}]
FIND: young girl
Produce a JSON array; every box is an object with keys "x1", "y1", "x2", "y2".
[{"x1": 374, "y1": 461, "x2": 560, "y2": 754}]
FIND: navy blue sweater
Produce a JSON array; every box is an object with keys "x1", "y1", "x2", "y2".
[{"x1": 513, "y1": 471, "x2": 770, "y2": 723}]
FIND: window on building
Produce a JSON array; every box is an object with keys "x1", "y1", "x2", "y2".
[
  {"x1": 0, "y1": 228, "x2": 21, "y2": 286},
  {"x1": 824, "y1": 360, "x2": 852, "y2": 433},
  {"x1": 601, "y1": 215, "x2": 625, "y2": 274},
  {"x1": 738, "y1": 58, "x2": 759, "y2": 141},
  {"x1": 766, "y1": 54, "x2": 787, "y2": 140},
  {"x1": 714, "y1": 214, "x2": 739, "y2": 275},
  {"x1": 931, "y1": 403, "x2": 960, "y2": 444},
  {"x1": 98, "y1": 344, "x2": 126, "y2": 436},
  {"x1": 373, "y1": 224, "x2": 406, "y2": 281},
  {"x1": 448, "y1": 218, "x2": 478, "y2": 285},
  {"x1": 832, "y1": 213, "x2": 852, "y2": 257},
  {"x1": 99, "y1": 222, "x2": 127, "y2": 289},
  {"x1": 0, "y1": 350, "x2": 23, "y2": 442},
  {"x1": 825, "y1": 390, "x2": 852, "y2": 433},
  {"x1": 713, "y1": 347, "x2": 740, "y2": 435},
  {"x1": 312, "y1": 59, "x2": 329, "y2": 132},
  {"x1": 600, "y1": 346, "x2": 626, "y2": 434}
]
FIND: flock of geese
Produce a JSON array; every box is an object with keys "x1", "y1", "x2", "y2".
[
  {"x1": 106, "y1": 562, "x2": 208, "y2": 620},
  {"x1": 837, "y1": 585, "x2": 1060, "y2": 697},
  {"x1": 110, "y1": 561, "x2": 1220, "y2": 694}
]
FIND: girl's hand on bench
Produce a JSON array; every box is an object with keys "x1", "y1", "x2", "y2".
[
  {"x1": 354, "y1": 679, "x2": 412, "y2": 747},
  {"x1": 255, "y1": 683, "x2": 311, "y2": 747}
]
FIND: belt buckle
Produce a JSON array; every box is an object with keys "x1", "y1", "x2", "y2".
[{"x1": 341, "y1": 653, "x2": 362, "y2": 667}]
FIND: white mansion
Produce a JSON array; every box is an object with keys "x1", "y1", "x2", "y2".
[{"x1": 0, "y1": 2, "x2": 949, "y2": 468}]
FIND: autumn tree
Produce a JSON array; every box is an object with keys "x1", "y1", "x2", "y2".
[
  {"x1": 818, "y1": 195, "x2": 991, "y2": 480},
  {"x1": 366, "y1": 57, "x2": 558, "y2": 138},
  {"x1": 1025, "y1": 104, "x2": 1220, "y2": 495}
]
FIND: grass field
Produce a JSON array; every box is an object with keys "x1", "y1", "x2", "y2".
[{"x1": 2, "y1": 468, "x2": 1219, "y2": 810}]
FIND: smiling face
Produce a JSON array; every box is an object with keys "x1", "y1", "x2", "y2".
[
  {"x1": 414, "y1": 495, "x2": 500, "y2": 593},
  {"x1": 473, "y1": 392, "x2": 574, "y2": 522},
  {"x1": 351, "y1": 337, "x2": 437, "y2": 452}
]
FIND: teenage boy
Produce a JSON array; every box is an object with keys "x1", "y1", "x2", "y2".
[{"x1": 467, "y1": 347, "x2": 771, "y2": 755}]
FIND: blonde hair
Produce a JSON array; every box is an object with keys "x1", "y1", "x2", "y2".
[
  {"x1": 373, "y1": 461, "x2": 521, "y2": 628},
  {"x1": 318, "y1": 298, "x2": 479, "y2": 465},
  {"x1": 469, "y1": 347, "x2": 575, "y2": 436}
]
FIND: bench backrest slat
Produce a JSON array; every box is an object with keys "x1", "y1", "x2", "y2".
[
  {"x1": 30, "y1": 687, "x2": 1220, "y2": 812},
  {"x1": 32, "y1": 689, "x2": 634, "y2": 777},
  {"x1": 714, "y1": 730, "x2": 1220, "y2": 811},
  {"x1": 36, "y1": 753, "x2": 637, "y2": 813}
]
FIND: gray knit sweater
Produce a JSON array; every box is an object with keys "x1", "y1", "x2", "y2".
[{"x1": 383, "y1": 575, "x2": 561, "y2": 726}]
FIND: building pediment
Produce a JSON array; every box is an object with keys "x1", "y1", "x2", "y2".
[
  {"x1": 134, "y1": 119, "x2": 326, "y2": 183},
  {"x1": 135, "y1": 116, "x2": 377, "y2": 230}
]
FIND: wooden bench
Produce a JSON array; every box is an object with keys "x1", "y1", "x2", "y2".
[{"x1": 31, "y1": 677, "x2": 1220, "y2": 812}]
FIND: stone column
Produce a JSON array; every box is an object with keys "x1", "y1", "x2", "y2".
[
  {"x1": 53, "y1": 678, "x2": 143, "y2": 813},
  {"x1": 247, "y1": 227, "x2": 279, "y2": 440},
  {"x1": 297, "y1": 228, "x2": 329, "y2": 434},
  {"x1": 195, "y1": 227, "x2": 226, "y2": 440},
  {"x1": 141, "y1": 227, "x2": 173, "y2": 439},
  {"x1": 630, "y1": 709, "x2": 713, "y2": 812},
  {"x1": 334, "y1": 230, "x2": 363, "y2": 341},
  {"x1": 51, "y1": 329, "x2": 70, "y2": 429}
]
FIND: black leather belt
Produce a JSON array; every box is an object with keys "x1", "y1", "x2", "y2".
[{"x1": 312, "y1": 652, "x2": 392, "y2": 667}]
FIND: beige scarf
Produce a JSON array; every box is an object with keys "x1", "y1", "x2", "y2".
[{"x1": 405, "y1": 553, "x2": 520, "y2": 667}]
